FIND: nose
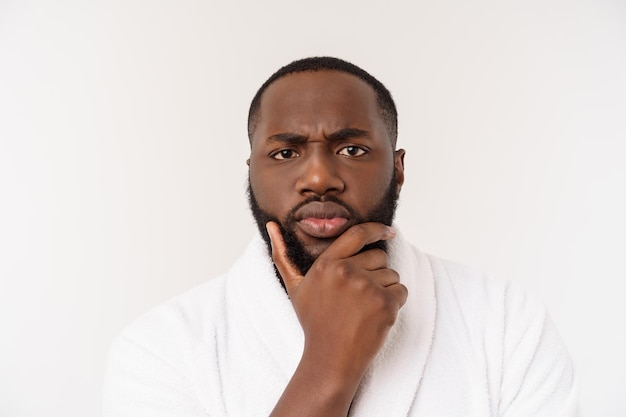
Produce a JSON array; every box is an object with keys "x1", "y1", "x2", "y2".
[{"x1": 295, "y1": 148, "x2": 345, "y2": 197}]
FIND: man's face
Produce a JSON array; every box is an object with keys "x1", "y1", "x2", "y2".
[{"x1": 248, "y1": 70, "x2": 405, "y2": 274}]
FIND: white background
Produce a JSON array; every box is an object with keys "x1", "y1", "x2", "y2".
[{"x1": 1, "y1": 0, "x2": 625, "y2": 416}]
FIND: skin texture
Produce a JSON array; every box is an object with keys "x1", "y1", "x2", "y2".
[
  {"x1": 247, "y1": 70, "x2": 408, "y2": 417},
  {"x1": 247, "y1": 171, "x2": 400, "y2": 284}
]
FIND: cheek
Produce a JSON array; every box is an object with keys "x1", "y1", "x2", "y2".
[
  {"x1": 350, "y1": 167, "x2": 393, "y2": 203},
  {"x1": 249, "y1": 167, "x2": 292, "y2": 214}
]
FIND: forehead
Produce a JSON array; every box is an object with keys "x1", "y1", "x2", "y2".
[{"x1": 254, "y1": 70, "x2": 385, "y2": 138}]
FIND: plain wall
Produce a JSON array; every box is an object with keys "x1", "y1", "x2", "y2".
[{"x1": 1, "y1": 0, "x2": 625, "y2": 415}]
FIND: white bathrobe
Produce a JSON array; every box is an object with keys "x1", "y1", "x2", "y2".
[{"x1": 103, "y1": 232, "x2": 579, "y2": 416}]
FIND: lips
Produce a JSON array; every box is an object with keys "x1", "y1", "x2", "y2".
[{"x1": 294, "y1": 201, "x2": 352, "y2": 239}]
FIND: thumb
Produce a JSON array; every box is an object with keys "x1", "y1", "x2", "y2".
[{"x1": 266, "y1": 221, "x2": 304, "y2": 296}]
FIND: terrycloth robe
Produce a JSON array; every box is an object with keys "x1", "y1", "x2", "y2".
[{"x1": 103, "y1": 232, "x2": 579, "y2": 416}]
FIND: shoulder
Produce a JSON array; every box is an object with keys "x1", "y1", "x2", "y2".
[
  {"x1": 425, "y1": 253, "x2": 544, "y2": 323},
  {"x1": 420, "y1": 251, "x2": 552, "y2": 364},
  {"x1": 105, "y1": 274, "x2": 229, "y2": 384},
  {"x1": 422, "y1": 253, "x2": 579, "y2": 415},
  {"x1": 103, "y1": 275, "x2": 229, "y2": 416},
  {"x1": 110, "y1": 273, "x2": 228, "y2": 359}
]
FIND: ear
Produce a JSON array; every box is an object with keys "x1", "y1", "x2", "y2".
[{"x1": 394, "y1": 149, "x2": 405, "y2": 195}]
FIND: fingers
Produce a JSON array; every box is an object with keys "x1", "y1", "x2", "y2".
[
  {"x1": 266, "y1": 221, "x2": 399, "y2": 301},
  {"x1": 346, "y1": 247, "x2": 407, "y2": 307},
  {"x1": 369, "y1": 267, "x2": 400, "y2": 288},
  {"x1": 323, "y1": 223, "x2": 396, "y2": 260},
  {"x1": 351, "y1": 248, "x2": 388, "y2": 272},
  {"x1": 266, "y1": 221, "x2": 304, "y2": 296},
  {"x1": 387, "y1": 282, "x2": 409, "y2": 309},
  {"x1": 369, "y1": 269, "x2": 408, "y2": 309}
]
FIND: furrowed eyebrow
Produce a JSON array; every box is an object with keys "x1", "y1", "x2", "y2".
[
  {"x1": 266, "y1": 128, "x2": 369, "y2": 144},
  {"x1": 266, "y1": 133, "x2": 308, "y2": 144},
  {"x1": 325, "y1": 128, "x2": 370, "y2": 141}
]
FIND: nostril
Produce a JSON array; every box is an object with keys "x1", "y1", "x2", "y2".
[{"x1": 296, "y1": 166, "x2": 344, "y2": 196}]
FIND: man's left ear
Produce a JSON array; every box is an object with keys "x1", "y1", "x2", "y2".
[{"x1": 394, "y1": 149, "x2": 406, "y2": 194}]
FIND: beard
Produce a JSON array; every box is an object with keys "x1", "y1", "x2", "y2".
[{"x1": 247, "y1": 173, "x2": 400, "y2": 289}]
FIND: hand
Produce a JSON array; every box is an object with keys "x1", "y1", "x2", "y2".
[{"x1": 266, "y1": 221, "x2": 408, "y2": 385}]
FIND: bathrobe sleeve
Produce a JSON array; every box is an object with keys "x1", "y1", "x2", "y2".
[
  {"x1": 498, "y1": 284, "x2": 580, "y2": 417},
  {"x1": 103, "y1": 274, "x2": 232, "y2": 417},
  {"x1": 102, "y1": 324, "x2": 208, "y2": 417}
]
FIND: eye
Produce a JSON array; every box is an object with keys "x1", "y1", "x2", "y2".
[
  {"x1": 337, "y1": 145, "x2": 367, "y2": 157},
  {"x1": 271, "y1": 149, "x2": 300, "y2": 160}
]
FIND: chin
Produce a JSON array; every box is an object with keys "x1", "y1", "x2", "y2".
[{"x1": 303, "y1": 240, "x2": 334, "y2": 259}]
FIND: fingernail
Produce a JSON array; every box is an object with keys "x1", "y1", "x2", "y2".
[
  {"x1": 266, "y1": 222, "x2": 275, "y2": 243},
  {"x1": 385, "y1": 226, "x2": 396, "y2": 237}
]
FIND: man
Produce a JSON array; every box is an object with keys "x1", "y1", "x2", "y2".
[{"x1": 104, "y1": 57, "x2": 579, "y2": 416}]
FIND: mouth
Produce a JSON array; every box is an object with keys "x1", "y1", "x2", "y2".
[{"x1": 294, "y1": 201, "x2": 352, "y2": 239}]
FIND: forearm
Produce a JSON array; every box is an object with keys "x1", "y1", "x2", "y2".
[
  {"x1": 267, "y1": 223, "x2": 405, "y2": 417},
  {"x1": 269, "y1": 350, "x2": 362, "y2": 417}
]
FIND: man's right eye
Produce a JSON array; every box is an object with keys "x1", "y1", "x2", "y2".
[{"x1": 272, "y1": 149, "x2": 299, "y2": 160}]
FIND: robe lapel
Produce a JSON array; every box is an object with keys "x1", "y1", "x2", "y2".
[
  {"x1": 224, "y1": 237, "x2": 303, "y2": 415},
  {"x1": 349, "y1": 232, "x2": 436, "y2": 416},
  {"x1": 224, "y1": 231, "x2": 436, "y2": 416}
]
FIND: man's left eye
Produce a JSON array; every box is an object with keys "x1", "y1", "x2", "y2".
[{"x1": 337, "y1": 146, "x2": 367, "y2": 157}]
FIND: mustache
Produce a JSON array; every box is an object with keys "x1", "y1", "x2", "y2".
[
  {"x1": 247, "y1": 175, "x2": 398, "y2": 283},
  {"x1": 285, "y1": 195, "x2": 360, "y2": 224}
]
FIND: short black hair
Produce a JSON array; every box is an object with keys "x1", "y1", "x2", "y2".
[{"x1": 247, "y1": 56, "x2": 398, "y2": 146}]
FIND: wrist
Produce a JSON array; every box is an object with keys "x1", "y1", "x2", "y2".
[{"x1": 298, "y1": 344, "x2": 364, "y2": 400}]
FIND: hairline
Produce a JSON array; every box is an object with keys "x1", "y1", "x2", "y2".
[{"x1": 247, "y1": 59, "x2": 398, "y2": 148}]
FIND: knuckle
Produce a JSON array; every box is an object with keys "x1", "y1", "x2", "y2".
[
  {"x1": 336, "y1": 262, "x2": 355, "y2": 279},
  {"x1": 350, "y1": 274, "x2": 369, "y2": 292},
  {"x1": 378, "y1": 294, "x2": 399, "y2": 326},
  {"x1": 368, "y1": 248, "x2": 387, "y2": 263},
  {"x1": 399, "y1": 284, "x2": 409, "y2": 304},
  {"x1": 371, "y1": 289, "x2": 391, "y2": 311},
  {"x1": 313, "y1": 257, "x2": 331, "y2": 272},
  {"x1": 386, "y1": 310, "x2": 399, "y2": 326},
  {"x1": 373, "y1": 289, "x2": 403, "y2": 326},
  {"x1": 349, "y1": 223, "x2": 368, "y2": 239}
]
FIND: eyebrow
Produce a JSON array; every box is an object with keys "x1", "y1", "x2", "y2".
[
  {"x1": 326, "y1": 128, "x2": 370, "y2": 141},
  {"x1": 266, "y1": 128, "x2": 370, "y2": 144},
  {"x1": 266, "y1": 132, "x2": 308, "y2": 144}
]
